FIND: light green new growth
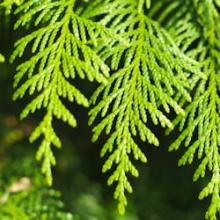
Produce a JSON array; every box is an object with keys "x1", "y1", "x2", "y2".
[
  {"x1": 0, "y1": 0, "x2": 23, "y2": 14},
  {"x1": 88, "y1": 0, "x2": 199, "y2": 214},
  {"x1": 11, "y1": 0, "x2": 111, "y2": 185},
  {"x1": 0, "y1": 0, "x2": 23, "y2": 5},
  {"x1": 157, "y1": 1, "x2": 220, "y2": 219}
]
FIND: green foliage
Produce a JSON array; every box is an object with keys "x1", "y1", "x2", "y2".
[
  {"x1": 0, "y1": 53, "x2": 4, "y2": 62},
  {"x1": 0, "y1": 155, "x2": 73, "y2": 220},
  {"x1": 87, "y1": 0, "x2": 200, "y2": 214},
  {"x1": 0, "y1": 2, "x2": 5, "y2": 109},
  {"x1": 1, "y1": 0, "x2": 220, "y2": 219},
  {"x1": 0, "y1": 186, "x2": 73, "y2": 220},
  {"x1": 0, "y1": 0, "x2": 23, "y2": 15},
  {"x1": 11, "y1": 0, "x2": 111, "y2": 186},
  {"x1": 152, "y1": 1, "x2": 220, "y2": 219}
]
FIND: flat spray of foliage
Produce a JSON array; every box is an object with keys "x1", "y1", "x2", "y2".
[
  {"x1": 1, "y1": 0, "x2": 220, "y2": 219},
  {"x1": 150, "y1": 1, "x2": 220, "y2": 219}
]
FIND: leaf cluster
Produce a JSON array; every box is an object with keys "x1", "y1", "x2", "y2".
[
  {"x1": 152, "y1": 1, "x2": 220, "y2": 219},
  {"x1": 5, "y1": 0, "x2": 220, "y2": 219},
  {"x1": 12, "y1": 0, "x2": 111, "y2": 185},
  {"x1": 86, "y1": 0, "x2": 200, "y2": 214}
]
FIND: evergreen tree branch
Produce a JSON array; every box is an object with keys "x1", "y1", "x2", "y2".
[
  {"x1": 158, "y1": 1, "x2": 220, "y2": 219},
  {"x1": 88, "y1": 0, "x2": 200, "y2": 214},
  {"x1": 11, "y1": 0, "x2": 111, "y2": 185}
]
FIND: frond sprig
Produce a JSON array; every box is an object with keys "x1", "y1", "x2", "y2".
[
  {"x1": 162, "y1": 2, "x2": 220, "y2": 219},
  {"x1": 11, "y1": 0, "x2": 112, "y2": 185},
  {"x1": 88, "y1": 0, "x2": 200, "y2": 214}
]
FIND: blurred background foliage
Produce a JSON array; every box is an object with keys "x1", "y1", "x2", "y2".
[{"x1": 0, "y1": 3, "x2": 211, "y2": 220}]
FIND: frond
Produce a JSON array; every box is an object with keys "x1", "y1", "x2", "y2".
[
  {"x1": 11, "y1": 0, "x2": 111, "y2": 185},
  {"x1": 162, "y1": 2, "x2": 220, "y2": 219},
  {"x1": 88, "y1": 0, "x2": 200, "y2": 214}
]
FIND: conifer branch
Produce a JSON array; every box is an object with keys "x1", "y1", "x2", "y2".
[
  {"x1": 11, "y1": 0, "x2": 111, "y2": 185},
  {"x1": 88, "y1": 0, "x2": 200, "y2": 214},
  {"x1": 158, "y1": 1, "x2": 220, "y2": 219}
]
